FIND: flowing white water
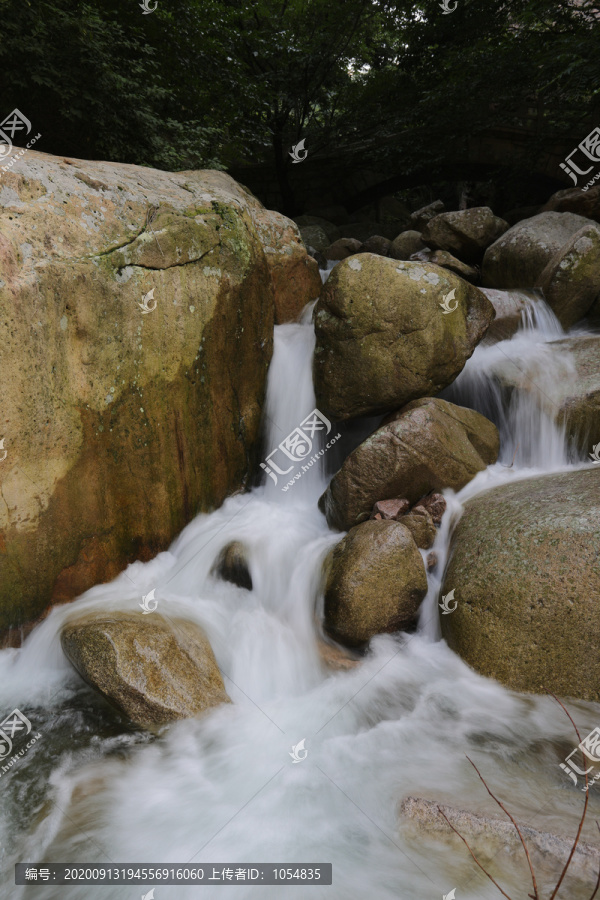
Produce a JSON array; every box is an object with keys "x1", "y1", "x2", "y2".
[{"x1": 1, "y1": 293, "x2": 599, "y2": 899}]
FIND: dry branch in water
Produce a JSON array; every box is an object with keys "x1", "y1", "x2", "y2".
[{"x1": 436, "y1": 691, "x2": 600, "y2": 899}]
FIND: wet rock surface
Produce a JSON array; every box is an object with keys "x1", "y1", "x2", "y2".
[
  {"x1": 313, "y1": 255, "x2": 495, "y2": 420},
  {"x1": 320, "y1": 398, "x2": 498, "y2": 531},
  {"x1": 210, "y1": 541, "x2": 253, "y2": 590},
  {"x1": 323, "y1": 520, "x2": 427, "y2": 647},
  {"x1": 441, "y1": 468, "x2": 600, "y2": 700},
  {"x1": 61, "y1": 612, "x2": 231, "y2": 728},
  {"x1": 400, "y1": 796, "x2": 600, "y2": 881},
  {"x1": 0, "y1": 152, "x2": 281, "y2": 633}
]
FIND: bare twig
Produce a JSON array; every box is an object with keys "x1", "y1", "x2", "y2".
[
  {"x1": 435, "y1": 692, "x2": 599, "y2": 899},
  {"x1": 466, "y1": 756, "x2": 539, "y2": 899},
  {"x1": 145, "y1": 205, "x2": 165, "y2": 259},
  {"x1": 437, "y1": 805, "x2": 513, "y2": 899},
  {"x1": 501, "y1": 442, "x2": 520, "y2": 468},
  {"x1": 547, "y1": 690, "x2": 590, "y2": 900}
]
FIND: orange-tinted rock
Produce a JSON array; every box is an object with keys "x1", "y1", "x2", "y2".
[{"x1": 0, "y1": 151, "x2": 275, "y2": 634}]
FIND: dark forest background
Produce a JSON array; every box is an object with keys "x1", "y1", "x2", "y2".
[{"x1": 1, "y1": 0, "x2": 599, "y2": 216}]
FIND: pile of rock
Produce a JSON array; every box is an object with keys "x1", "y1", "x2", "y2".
[
  {"x1": 310, "y1": 247, "x2": 502, "y2": 647},
  {"x1": 305, "y1": 188, "x2": 600, "y2": 444},
  {"x1": 372, "y1": 495, "x2": 444, "y2": 552},
  {"x1": 299, "y1": 200, "x2": 512, "y2": 288},
  {"x1": 312, "y1": 185, "x2": 600, "y2": 704},
  {"x1": 322, "y1": 493, "x2": 448, "y2": 647},
  {"x1": 299, "y1": 190, "x2": 600, "y2": 332}
]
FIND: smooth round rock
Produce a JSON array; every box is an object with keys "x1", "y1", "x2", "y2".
[
  {"x1": 441, "y1": 469, "x2": 600, "y2": 701},
  {"x1": 324, "y1": 520, "x2": 428, "y2": 647}
]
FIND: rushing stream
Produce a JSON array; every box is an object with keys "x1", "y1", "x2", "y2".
[{"x1": 1, "y1": 289, "x2": 599, "y2": 899}]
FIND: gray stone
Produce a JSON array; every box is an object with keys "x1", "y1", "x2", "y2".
[
  {"x1": 421, "y1": 207, "x2": 509, "y2": 263},
  {"x1": 482, "y1": 211, "x2": 591, "y2": 289}
]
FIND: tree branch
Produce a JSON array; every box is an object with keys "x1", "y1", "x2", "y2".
[
  {"x1": 437, "y1": 805, "x2": 514, "y2": 899},
  {"x1": 466, "y1": 756, "x2": 539, "y2": 899}
]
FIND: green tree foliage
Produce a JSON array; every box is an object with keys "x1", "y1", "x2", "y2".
[
  {"x1": 0, "y1": 0, "x2": 597, "y2": 207},
  {"x1": 0, "y1": 0, "x2": 223, "y2": 169}
]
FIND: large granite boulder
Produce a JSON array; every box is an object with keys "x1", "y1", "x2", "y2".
[
  {"x1": 61, "y1": 612, "x2": 231, "y2": 728},
  {"x1": 441, "y1": 469, "x2": 600, "y2": 701},
  {"x1": 0, "y1": 151, "x2": 277, "y2": 635},
  {"x1": 323, "y1": 520, "x2": 427, "y2": 647},
  {"x1": 247, "y1": 205, "x2": 322, "y2": 323},
  {"x1": 542, "y1": 186, "x2": 600, "y2": 224},
  {"x1": 535, "y1": 223, "x2": 600, "y2": 328},
  {"x1": 313, "y1": 256, "x2": 495, "y2": 420},
  {"x1": 319, "y1": 398, "x2": 499, "y2": 531},
  {"x1": 421, "y1": 207, "x2": 509, "y2": 264},
  {"x1": 482, "y1": 211, "x2": 591, "y2": 289}
]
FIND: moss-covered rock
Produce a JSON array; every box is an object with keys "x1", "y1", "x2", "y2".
[
  {"x1": 313, "y1": 255, "x2": 495, "y2": 420},
  {"x1": 389, "y1": 230, "x2": 426, "y2": 261},
  {"x1": 61, "y1": 612, "x2": 230, "y2": 728},
  {"x1": 0, "y1": 153, "x2": 277, "y2": 634},
  {"x1": 441, "y1": 469, "x2": 600, "y2": 701},
  {"x1": 421, "y1": 207, "x2": 508, "y2": 264},
  {"x1": 535, "y1": 223, "x2": 600, "y2": 328},
  {"x1": 323, "y1": 520, "x2": 427, "y2": 647},
  {"x1": 482, "y1": 211, "x2": 591, "y2": 289},
  {"x1": 235, "y1": 202, "x2": 322, "y2": 323},
  {"x1": 319, "y1": 398, "x2": 499, "y2": 531},
  {"x1": 299, "y1": 224, "x2": 330, "y2": 253}
]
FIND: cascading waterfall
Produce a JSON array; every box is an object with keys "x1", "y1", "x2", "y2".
[{"x1": 1, "y1": 291, "x2": 599, "y2": 900}]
